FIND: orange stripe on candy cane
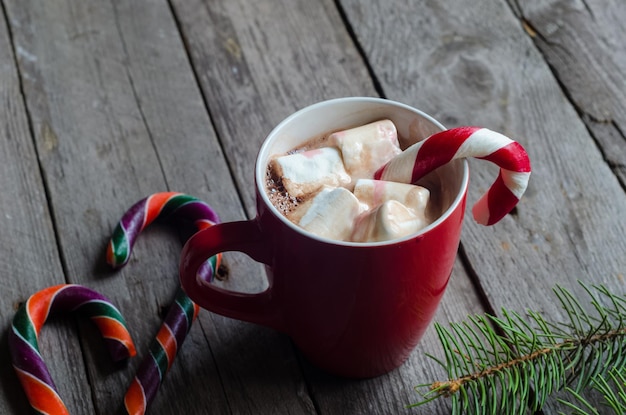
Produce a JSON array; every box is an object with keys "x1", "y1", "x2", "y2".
[
  {"x1": 124, "y1": 378, "x2": 147, "y2": 415},
  {"x1": 105, "y1": 242, "x2": 116, "y2": 267},
  {"x1": 142, "y1": 192, "x2": 180, "y2": 227},
  {"x1": 195, "y1": 220, "x2": 222, "y2": 269},
  {"x1": 14, "y1": 367, "x2": 69, "y2": 415},
  {"x1": 156, "y1": 325, "x2": 177, "y2": 371},
  {"x1": 192, "y1": 303, "x2": 200, "y2": 321},
  {"x1": 26, "y1": 285, "x2": 65, "y2": 333},
  {"x1": 195, "y1": 218, "x2": 214, "y2": 231},
  {"x1": 91, "y1": 316, "x2": 137, "y2": 356}
]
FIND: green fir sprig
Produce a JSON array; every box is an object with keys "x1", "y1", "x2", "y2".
[{"x1": 412, "y1": 283, "x2": 626, "y2": 414}]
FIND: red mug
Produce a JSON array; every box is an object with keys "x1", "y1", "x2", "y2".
[{"x1": 179, "y1": 97, "x2": 469, "y2": 378}]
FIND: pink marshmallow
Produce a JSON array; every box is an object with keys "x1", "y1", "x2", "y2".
[
  {"x1": 353, "y1": 179, "x2": 430, "y2": 213},
  {"x1": 293, "y1": 186, "x2": 365, "y2": 241},
  {"x1": 328, "y1": 120, "x2": 401, "y2": 182},
  {"x1": 269, "y1": 147, "x2": 351, "y2": 197},
  {"x1": 350, "y1": 200, "x2": 430, "y2": 242}
]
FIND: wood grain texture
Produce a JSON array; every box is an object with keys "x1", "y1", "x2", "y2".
[
  {"x1": 0, "y1": 6, "x2": 99, "y2": 414},
  {"x1": 4, "y1": 0, "x2": 237, "y2": 413},
  {"x1": 510, "y1": 0, "x2": 626, "y2": 186}
]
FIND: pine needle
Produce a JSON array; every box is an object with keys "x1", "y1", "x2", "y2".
[{"x1": 411, "y1": 282, "x2": 626, "y2": 414}]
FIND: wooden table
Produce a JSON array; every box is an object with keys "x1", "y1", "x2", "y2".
[{"x1": 1, "y1": 0, "x2": 624, "y2": 413}]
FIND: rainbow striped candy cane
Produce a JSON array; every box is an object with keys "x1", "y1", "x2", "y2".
[
  {"x1": 374, "y1": 126, "x2": 531, "y2": 226},
  {"x1": 9, "y1": 284, "x2": 136, "y2": 415},
  {"x1": 107, "y1": 192, "x2": 221, "y2": 415},
  {"x1": 107, "y1": 191, "x2": 221, "y2": 275}
]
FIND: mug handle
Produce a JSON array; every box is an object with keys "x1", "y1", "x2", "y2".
[{"x1": 179, "y1": 219, "x2": 283, "y2": 331}]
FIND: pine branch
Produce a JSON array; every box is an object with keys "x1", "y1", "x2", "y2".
[{"x1": 411, "y1": 282, "x2": 626, "y2": 414}]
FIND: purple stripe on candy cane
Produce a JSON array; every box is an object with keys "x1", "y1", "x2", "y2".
[
  {"x1": 9, "y1": 333, "x2": 56, "y2": 388},
  {"x1": 120, "y1": 199, "x2": 149, "y2": 240},
  {"x1": 167, "y1": 302, "x2": 191, "y2": 349},
  {"x1": 174, "y1": 202, "x2": 220, "y2": 224},
  {"x1": 52, "y1": 288, "x2": 106, "y2": 310}
]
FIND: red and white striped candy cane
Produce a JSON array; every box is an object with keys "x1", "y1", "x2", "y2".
[{"x1": 374, "y1": 126, "x2": 531, "y2": 226}]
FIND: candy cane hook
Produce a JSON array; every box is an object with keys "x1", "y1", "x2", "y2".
[
  {"x1": 107, "y1": 192, "x2": 221, "y2": 415},
  {"x1": 374, "y1": 126, "x2": 531, "y2": 225},
  {"x1": 9, "y1": 284, "x2": 136, "y2": 415}
]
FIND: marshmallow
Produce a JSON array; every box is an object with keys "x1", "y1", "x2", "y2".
[
  {"x1": 353, "y1": 179, "x2": 430, "y2": 214},
  {"x1": 294, "y1": 186, "x2": 364, "y2": 241},
  {"x1": 328, "y1": 120, "x2": 402, "y2": 181},
  {"x1": 269, "y1": 147, "x2": 351, "y2": 197},
  {"x1": 350, "y1": 200, "x2": 429, "y2": 242}
]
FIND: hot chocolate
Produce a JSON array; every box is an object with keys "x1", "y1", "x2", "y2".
[{"x1": 265, "y1": 120, "x2": 436, "y2": 242}]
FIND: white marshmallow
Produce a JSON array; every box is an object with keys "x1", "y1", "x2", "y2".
[
  {"x1": 269, "y1": 147, "x2": 350, "y2": 197},
  {"x1": 350, "y1": 200, "x2": 429, "y2": 242},
  {"x1": 353, "y1": 179, "x2": 430, "y2": 214},
  {"x1": 328, "y1": 119, "x2": 402, "y2": 181},
  {"x1": 294, "y1": 186, "x2": 364, "y2": 241}
]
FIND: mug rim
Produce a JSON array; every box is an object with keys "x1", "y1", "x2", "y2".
[{"x1": 256, "y1": 97, "x2": 470, "y2": 247}]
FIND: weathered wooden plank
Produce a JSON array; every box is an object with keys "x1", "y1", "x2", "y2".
[
  {"x1": 3, "y1": 0, "x2": 199, "y2": 411},
  {"x1": 339, "y1": 0, "x2": 626, "y2": 412},
  {"x1": 172, "y1": 0, "x2": 488, "y2": 413},
  {"x1": 1, "y1": 0, "x2": 288, "y2": 413},
  {"x1": 0, "y1": 7, "x2": 99, "y2": 415},
  {"x1": 510, "y1": 0, "x2": 626, "y2": 188},
  {"x1": 170, "y1": 0, "x2": 379, "y2": 213}
]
